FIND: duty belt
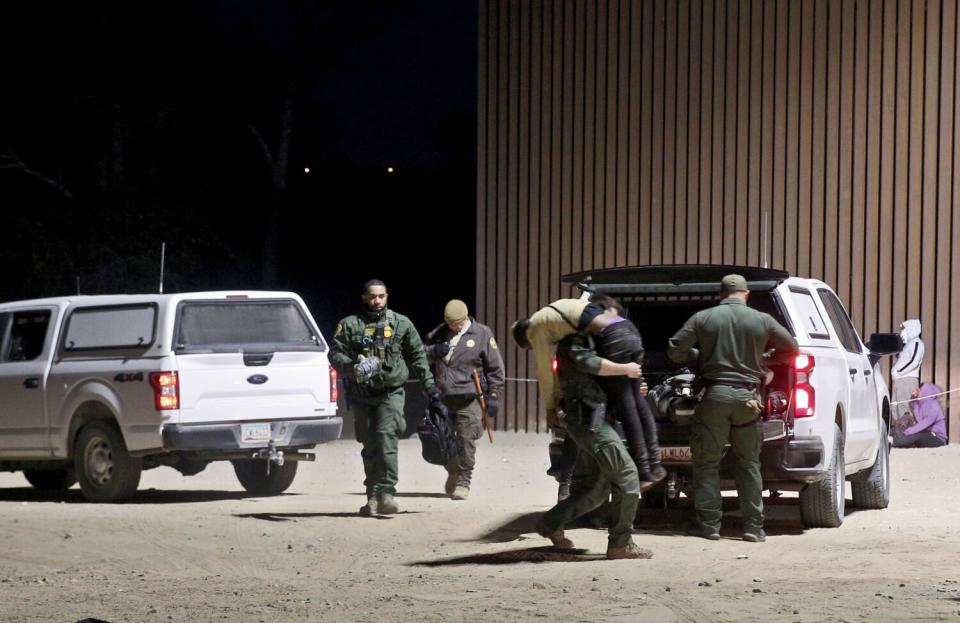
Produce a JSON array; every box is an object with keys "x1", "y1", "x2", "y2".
[{"x1": 707, "y1": 380, "x2": 760, "y2": 391}]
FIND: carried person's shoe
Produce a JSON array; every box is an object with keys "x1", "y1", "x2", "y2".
[
  {"x1": 445, "y1": 471, "x2": 458, "y2": 497},
  {"x1": 686, "y1": 524, "x2": 721, "y2": 541},
  {"x1": 359, "y1": 498, "x2": 378, "y2": 517},
  {"x1": 606, "y1": 541, "x2": 654, "y2": 560},
  {"x1": 648, "y1": 463, "x2": 668, "y2": 483},
  {"x1": 451, "y1": 486, "x2": 469, "y2": 500},
  {"x1": 742, "y1": 529, "x2": 767, "y2": 543},
  {"x1": 536, "y1": 521, "x2": 574, "y2": 549},
  {"x1": 378, "y1": 494, "x2": 400, "y2": 515}
]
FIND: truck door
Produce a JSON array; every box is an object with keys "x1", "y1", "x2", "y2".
[
  {"x1": 0, "y1": 308, "x2": 56, "y2": 455},
  {"x1": 817, "y1": 289, "x2": 877, "y2": 464}
]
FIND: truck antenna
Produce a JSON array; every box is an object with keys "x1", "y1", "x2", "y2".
[
  {"x1": 761, "y1": 210, "x2": 769, "y2": 269},
  {"x1": 159, "y1": 242, "x2": 166, "y2": 294}
]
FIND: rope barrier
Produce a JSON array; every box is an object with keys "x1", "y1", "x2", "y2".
[{"x1": 890, "y1": 386, "x2": 960, "y2": 405}]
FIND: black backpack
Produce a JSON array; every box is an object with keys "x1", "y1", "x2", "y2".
[{"x1": 417, "y1": 403, "x2": 460, "y2": 466}]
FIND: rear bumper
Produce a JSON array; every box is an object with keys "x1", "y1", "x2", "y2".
[
  {"x1": 764, "y1": 435, "x2": 826, "y2": 482},
  {"x1": 162, "y1": 417, "x2": 342, "y2": 451}
]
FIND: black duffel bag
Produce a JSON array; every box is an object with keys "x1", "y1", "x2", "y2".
[{"x1": 417, "y1": 403, "x2": 460, "y2": 466}]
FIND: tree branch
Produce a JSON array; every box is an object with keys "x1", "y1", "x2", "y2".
[
  {"x1": 0, "y1": 150, "x2": 73, "y2": 200},
  {"x1": 246, "y1": 124, "x2": 274, "y2": 169}
]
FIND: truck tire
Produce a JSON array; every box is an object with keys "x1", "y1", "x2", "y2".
[
  {"x1": 23, "y1": 467, "x2": 77, "y2": 491},
  {"x1": 232, "y1": 459, "x2": 298, "y2": 496},
  {"x1": 851, "y1": 421, "x2": 891, "y2": 509},
  {"x1": 799, "y1": 424, "x2": 845, "y2": 528},
  {"x1": 74, "y1": 422, "x2": 142, "y2": 503}
]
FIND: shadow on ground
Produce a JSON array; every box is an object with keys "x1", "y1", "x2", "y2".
[
  {"x1": 234, "y1": 510, "x2": 423, "y2": 522},
  {"x1": 347, "y1": 491, "x2": 449, "y2": 498},
  {"x1": 0, "y1": 487, "x2": 269, "y2": 504},
  {"x1": 410, "y1": 546, "x2": 607, "y2": 566}
]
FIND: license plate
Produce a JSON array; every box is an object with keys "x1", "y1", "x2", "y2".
[
  {"x1": 240, "y1": 423, "x2": 271, "y2": 443},
  {"x1": 661, "y1": 446, "x2": 693, "y2": 463}
]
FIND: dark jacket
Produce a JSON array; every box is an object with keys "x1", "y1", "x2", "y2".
[{"x1": 425, "y1": 318, "x2": 505, "y2": 398}]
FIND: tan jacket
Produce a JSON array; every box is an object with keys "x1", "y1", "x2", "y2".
[{"x1": 526, "y1": 298, "x2": 589, "y2": 411}]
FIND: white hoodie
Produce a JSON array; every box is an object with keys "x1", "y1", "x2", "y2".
[{"x1": 891, "y1": 319, "x2": 924, "y2": 380}]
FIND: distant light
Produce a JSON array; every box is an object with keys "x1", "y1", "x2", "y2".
[
  {"x1": 387, "y1": 166, "x2": 395, "y2": 173},
  {"x1": 303, "y1": 167, "x2": 311, "y2": 174}
]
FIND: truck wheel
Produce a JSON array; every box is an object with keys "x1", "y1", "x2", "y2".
[
  {"x1": 23, "y1": 467, "x2": 77, "y2": 491},
  {"x1": 851, "y1": 421, "x2": 891, "y2": 509},
  {"x1": 74, "y1": 422, "x2": 142, "y2": 503},
  {"x1": 799, "y1": 424, "x2": 845, "y2": 528},
  {"x1": 232, "y1": 460, "x2": 298, "y2": 495}
]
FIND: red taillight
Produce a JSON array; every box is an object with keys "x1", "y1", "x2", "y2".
[
  {"x1": 330, "y1": 367, "x2": 339, "y2": 402},
  {"x1": 792, "y1": 353, "x2": 815, "y2": 418},
  {"x1": 551, "y1": 356, "x2": 558, "y2": 374},
  {"x1": 148, "y1": 371, "x2": 179, "y2": 411}
]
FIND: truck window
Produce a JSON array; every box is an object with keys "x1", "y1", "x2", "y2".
[
  {"x1": 63, "y1": 304, "x2": 157, "y2": 350},
  {"x1": 176, "y1": 300, "x2": 324, "y2": 353},
  {"x1": 817, "y1": 289, "x2": 862, "y2": 354},
  {"x1": 787, "y1": 287, "x2": 831, "y2": 341},
  {"x1": 2, "y1": 310, "x2": 51, "y2": 362}
]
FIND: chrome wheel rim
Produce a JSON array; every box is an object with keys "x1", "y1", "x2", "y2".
[{"x1": 84, "y1": 436, "x2": 113, "y2": 487}]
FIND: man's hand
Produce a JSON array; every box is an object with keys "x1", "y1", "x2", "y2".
[
  {"x1": 485, "y1": 392, "x2": 499, "y2": 419},
  {"x1": 425, "y1": 386, "x2": 449, "y2": 418},
  {"x1": 638, "y1": 380, "x2": 649, "y2": 397},
  {"x1": 546, "y1": 408, "x2": 562, "y2": 430},
  {"x1": 434, "y1": 341, "x2": 451, "y2": 358},
  {"x1": 623, "y1": 362, "x2": 643, "y2": 378}
]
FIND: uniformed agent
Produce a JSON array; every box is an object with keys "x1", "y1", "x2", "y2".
[
  {"x1": 518, "y1": 325, "x2": 651, "y2": 560},
  {"x1": 424, "y1": 299, "x2": 505, "y2": 500},
  {"x1": 329, "y1": 279, "x2": 446, "y2": 517},
  {"x1": 667, "y1": 274, "x2": 798, "y2": 542}
]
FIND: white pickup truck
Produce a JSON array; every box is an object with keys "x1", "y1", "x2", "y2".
[
  {"x1": 0, "y1": 291, "x2": 341, "y2": 502},
  {"x1": 561, "y1": 265, "x2": 903, "y2": 528}
]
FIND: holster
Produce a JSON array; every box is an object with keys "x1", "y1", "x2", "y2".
[{"x1": 582, "y1": 399, "x2": 608, "y2": 433}]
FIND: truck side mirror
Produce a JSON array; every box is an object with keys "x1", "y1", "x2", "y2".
[{"x1": 866, "y1": 333, "x2": 904, "y2": 366}]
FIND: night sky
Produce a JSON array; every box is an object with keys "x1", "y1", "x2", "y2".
[{"x1": 1, "y1": 2, "x2": 478, "y2": 338}]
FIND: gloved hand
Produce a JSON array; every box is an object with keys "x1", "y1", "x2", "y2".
[
  {"x1": 485, "y1": 392, "x2": 499, "y2": 419},
  {"x1": 425, "y1": 386, "x2": 449, "y2": 418},
  {"x1": 353, "y1": 356, "x2": 382, "y2": 384},
  {"x1": 434, "y1": 342, "x2": 451, "y2": 358}
]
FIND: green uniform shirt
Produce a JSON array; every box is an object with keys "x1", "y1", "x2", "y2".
[
  {"x1": 556, "y1": 333, "x2": 606, "y2": 408},
  {"x1": 329, "y1": 308, "x2": 435, "y2": 391},
  {"x1": 667, "y1": 298, "x2": 798, "y2": 385}
]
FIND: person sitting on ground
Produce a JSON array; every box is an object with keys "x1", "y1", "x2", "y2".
[{"x1": 893, "y1": 383, "x2": 947, "y2": 448}]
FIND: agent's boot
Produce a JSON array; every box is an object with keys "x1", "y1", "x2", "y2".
[
  {"x1": 451, "y1": 486, "x2": 469, "y2": 500},
  {"x1": 606, "y1": 541, "x2": 654, "y2": 560},
  {"x1": 536, "y1": 521, "x2": 574, "y2": 549},
  {"x1": 358, "y1": 497, "x2": 378, "y2": 517},
  {"x1": 444, "y1": 471, "x2": 458, "y2": 497},
  {"x1": 378, "y1": 494, "x2": 400, "y2": 515}
]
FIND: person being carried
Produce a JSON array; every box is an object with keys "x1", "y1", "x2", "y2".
[
  {"x1": 587, "y1": 295, "x2": 666, "y2": 489},
  {"x1": 892, "y1": 383, "x2": 947, "y2": 448}
]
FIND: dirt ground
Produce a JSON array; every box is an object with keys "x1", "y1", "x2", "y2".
[{"x1": 0, "y1": 434, "x2": 958, "y2": 623}]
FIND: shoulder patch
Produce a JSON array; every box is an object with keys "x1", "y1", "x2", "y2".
[{"x1": 489, "y1": 336, "x2": 498, "y2": 350}]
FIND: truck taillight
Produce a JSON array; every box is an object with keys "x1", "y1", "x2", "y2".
[
  {"x1": 792, "y1": 354, "x2": 815, "y2": 418},
  {"x1": 330, "y1": 367, "x2": 339, "y2": 402},
  {"x1": 551, "y1": 356, "x2": 558, "y2": 374},
  {"x1": 149, "y1": 371, "x2": 179, "y2": 410}
]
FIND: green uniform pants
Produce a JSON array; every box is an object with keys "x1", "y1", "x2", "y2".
[
  {"x1": 541, "y1": 409, "x2": 640, "y2": 548},
  {"x1": 352, "y1": 387, "x2": 406, "y2": 498},
  {"x1": 690, "y1": 385, "x2": 764, "y2": 533},
  {"x1": 443, "y1": 396, "x2": 485, "y2": 488}
]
